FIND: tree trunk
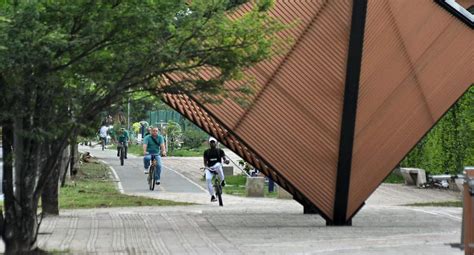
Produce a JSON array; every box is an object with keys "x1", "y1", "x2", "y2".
[
  {"x1": 1, "y1": 119, "x2": 67, "y2": 253},
  {"x1": 1, "y1": 123, "x2": 37, "y2": 254},
  {"x1": 70, "y1": 139, "x2": 78, "y2": 177},
  {"x1": 42, "y1": 144, "x2": 71, "y2": 213},
  {"x1": 41, "y1": 163, "x2": 60, "y2": 215},
  {"x1": 10, "y1": 120, "x2": 42, "y2": 253},
  {"x1": 60, "y1": 145, "x2": 71, "y2": 187}
]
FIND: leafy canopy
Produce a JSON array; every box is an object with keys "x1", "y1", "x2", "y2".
[{"x1": 0, "y1": 0, "x2": 282, "y2": 137}]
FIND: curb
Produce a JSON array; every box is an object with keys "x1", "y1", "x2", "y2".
[{"x1": 99, "y1": 159, "x2": 125, "y2": 194}]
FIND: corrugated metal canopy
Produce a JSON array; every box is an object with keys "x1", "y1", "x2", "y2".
[{"x1": 162, "y1": 0, "x2": 474, "y2": 224}]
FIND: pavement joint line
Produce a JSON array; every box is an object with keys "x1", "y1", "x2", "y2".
[
  {"x1": 406, "y1": 207, "x2": 462, "y2": 221},
  {"x1": 162, "y1": 165, "x2": 208, "y2": 193},
  {"x1": 100, "y1": 159, "x2": 125, "y2": 194}
]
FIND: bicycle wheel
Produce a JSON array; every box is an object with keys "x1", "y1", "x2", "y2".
[
  {"x1": 149, "y1": 166, "x2": 155, "y2": 191},
  {"x1": 147, "y1": 168, "x2": 151, "y2": 187},
  {"x1": 120, "y1": 146, "x2": 124, "y2": 166},
  {"x1": 101, "y1": 139, "x2": 105, "y2": 151},
  {"x1": 215, "y1": 181, "x2": 223, "y2": 206}
]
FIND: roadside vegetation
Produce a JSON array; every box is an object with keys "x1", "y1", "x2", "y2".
[
  {"x1": 60, "y1": 158, "x2": 192, "y2": 209},
  {"x1": 405, "y1": 201, "x2": 462, "y2": 207},
  {"x1": 126, "y1": 143, "x2": 207, "y2": 157},
  {"x1": 383, "y1": 172, "x2": 405, "y2": 184}
]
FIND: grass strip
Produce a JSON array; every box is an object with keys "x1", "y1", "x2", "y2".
[
  {"x1": 404, "y1": 201, "x2": 462, "y2": 207},
  {"x1": 60, "y1": 159, "x2": 192, "y2": 209},
  {"x1": 126, "y1": 143, "x2": 207, "y2": 157},
  {"x1": 221, "y1": 175, "x2": 278, "y2": 198}
]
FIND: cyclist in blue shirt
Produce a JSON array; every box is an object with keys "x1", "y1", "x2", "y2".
[{"x1": 143, "y1": 127, "x2": 166, "y2": 185}]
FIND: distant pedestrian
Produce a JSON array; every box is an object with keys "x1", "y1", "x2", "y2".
[
  {"x1": 99, "y1": 124, "x2": 108, "y2": 150},
  {"x1": 144, "y1": 127, "x2": 151, "y2": 138}
]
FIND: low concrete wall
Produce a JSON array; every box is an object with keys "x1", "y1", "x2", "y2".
[
  {"x1": 223, "y1": 166, "x2": 233, "y2": 176},
  {"x1": 277, "y1": 186, "x2": 293, "y2": 199},
  {"x1": 245, "y1": 177, "x2": 265, "y2": 197}
]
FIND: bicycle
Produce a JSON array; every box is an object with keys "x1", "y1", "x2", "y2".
[
  {"x1": 147, "y1": 155, "x2": 157, "y2": 191},
  {"x1": 118, "y1": 141, "x2": 126, "y2": 166},
  {"x1": 202, "y1": 167, "x2": 223, "y2": 206}
]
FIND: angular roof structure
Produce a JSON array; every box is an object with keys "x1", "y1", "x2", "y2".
[{"x1": 163, "y1": 0, "x2": 474, "y2": 225}]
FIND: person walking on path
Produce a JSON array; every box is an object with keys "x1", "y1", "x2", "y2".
[
  {"x1": 143, "y1": 127, "x2": 166, "y2": 185},
  {"x1": 99, "y1": 124, "x2": 108, "y2": 150},
  {"x1": 203, "y1": 137, "x2": 229, "y2": 202}
]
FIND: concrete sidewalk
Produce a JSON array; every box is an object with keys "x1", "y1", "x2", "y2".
[
  {"x1": 1, "y1": 146, "x2": 465, "y2": 254},
  {"x1": 34, "y1": 203, "x2": 462, "y2": 254}
]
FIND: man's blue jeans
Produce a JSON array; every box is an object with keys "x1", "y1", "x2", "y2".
[{"x1": 144, "y1": 154, "x2": 162, "y2": 181}]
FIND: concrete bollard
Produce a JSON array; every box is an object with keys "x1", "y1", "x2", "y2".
[
  {"x1": 400, "y1": 168, "x2": 427, "y2": 187},
  {"x1": 277, "y1": 186, "x2": 293, "y2": 199},
  {"x1": 462, "y1": 167, "x2": 474, "y2": 255},
  {"x1": 245, "y1": 177, "x2": 265, "y2": 197},
  {"x1": 223, "y1": 166, "x2": 234, "y2": 177},
  {"x1": 455, "y1": 177, "x2": 465, "y2": 193}
]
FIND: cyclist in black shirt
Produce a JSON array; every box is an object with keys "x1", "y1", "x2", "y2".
[{"x1": 203, "y1": 137, "x2": 229, "y2": 202}]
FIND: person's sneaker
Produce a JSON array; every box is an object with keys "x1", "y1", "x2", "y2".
[
  {"x1": 144, "y1": 170, "x2": 149, "y2": 174},
  {"x1": 155, "y1": 181, "x2": 160, "y2": 185},
  {"x1": 210, "y1": 195, "x2": 217, "y2": 202},
  {"x1": 221, "y1": 180, "x2": 226, "y2": 187}
]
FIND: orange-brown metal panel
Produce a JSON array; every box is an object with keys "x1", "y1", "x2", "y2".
[
  {"x1": 464, "y1": 180, "x2": 474, "y2": 255},
  {"x1": 164, "y1": 0, "x2": 472, "y2": 222},
  {"x1": 231, "y1": 0, "x2": 352, "y2": 218},
  {"x1": 348, "y1": 0, "x2": 474, "y2": 217},
  {"x1": 165, "y1": 0, "x2": 352, "y2": 219},
  {"x1": 163, "y1": 93, "x2": 304, "y2": 204},
  {"x1": 202, "y1": 0, "x2": 328, "y2": 129}
]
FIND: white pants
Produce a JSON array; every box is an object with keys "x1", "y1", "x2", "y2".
[{"x1": 205, "y1": 163, "x2": 225, "y2": 196}]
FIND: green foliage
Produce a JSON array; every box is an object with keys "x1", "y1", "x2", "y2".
[
  {"x1": 400, "y1": 86, "x2": 474, "y2": 174},
  {"x1": 182, "y1": 128, "x2": 207, "y2": 148},
  {"x1": 0, "y1": 0, "x2": 283, "y2": 138},
  {"x1": 128, "y1": 93, "x2": 170, "y2": 123},
  {"x1": 383, "y1": 172, "x2": 405, "y2": 184},
  {"x1": 126, "y1": 142, "x2": 205, "y2": 157},
  {"x1": 238, "y1": 160, "x2": 254, "y2": 175},
  {"x1": 168, "y1": 146, "x2": 207, "y2": 157},
  {"x1": 132, "y1": 122, "x2": 141, "y2": 134},
  {"x1": 166, "y1": 120, "x2": 182, "y2": 152}
]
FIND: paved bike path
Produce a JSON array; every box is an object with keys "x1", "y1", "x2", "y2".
[
  {"x1": 81, "y1": 145, "x2": 206, "y2": 195},
  {"x1": 3, "y1": 145, "x2": 458, "y2": 255}
]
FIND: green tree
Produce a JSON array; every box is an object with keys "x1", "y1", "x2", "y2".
[
  {"x1": 0, "y1": 0, "x2": 283, "y2": 253},
  {"x1": 128, "y1": 92, "x2": 170, "y2": 123},
  {"x1": 165, "y1": 120, "x2": 182, "y2": 153},
  {"x1": 183, "y1": 128, "x2": 208, "y2": 149}
]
